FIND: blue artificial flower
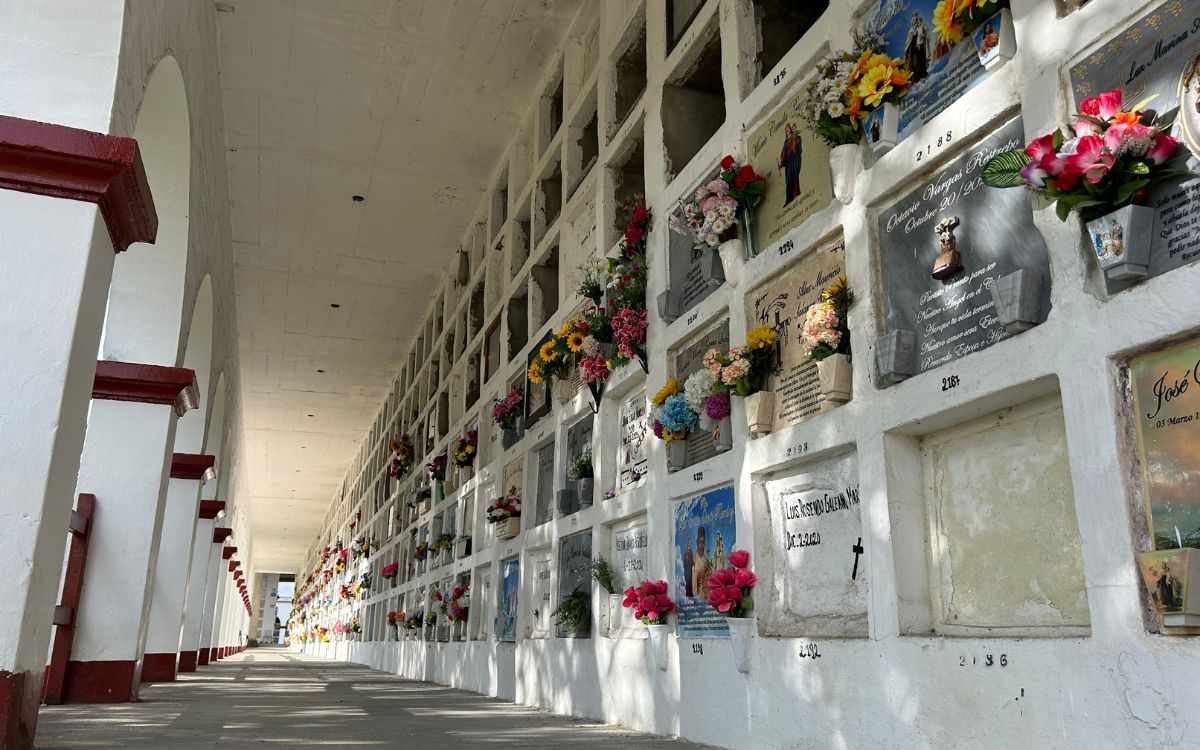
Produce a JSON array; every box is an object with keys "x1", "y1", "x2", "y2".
[{"x1": 659, "y1": 393, "x2": 699, "y2": 433}]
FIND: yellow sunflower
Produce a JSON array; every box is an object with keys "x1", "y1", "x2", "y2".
[
  {"x1": 662, "y1": 427, "x2": 678, "y2": 442},
  {"x1": 558, "y1": 320, "x2": 573, "y2": 337},
  {"x1": 652, "y1": 378, "x2": 680, "y2": 406},
  {"x1": 528, "y1": 360, "x2": 544, "y2": 384},
  {"x1": 933, "y1": 0, "x2": 964, "y2": 45},
  {"x1": 566, "y1": 331, "x2": 585, "y2": 353},
  {"x1": 822, "y1": 274, "x2": 848, "y2": 301},
  {"x1": 857, "y1": 60, "x2": 910, "y2": 108},
  {"x1": 539, "y1": 340, "x2": 558, "y2": 362},
  {"x1": 746, "y1": 325, "x2": 778, "y2": 350}
]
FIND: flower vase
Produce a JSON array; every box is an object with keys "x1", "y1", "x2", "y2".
[
  {"x1": 552, "y1": 378, "x2": 574, "y2": 404},
  {"x1": 497, "y1": 516, "x2": 520, "y2": 540},
  {"x1": 816, "y1": 354, "x2": 852, "y2": 411},
  {"x1": 420, "y1": 497, "x2": 432, "y2": 515},
  {"x1": 606, "y1": 593, "x2": 624, "y2": 636},
  {"x1": 1086, "y1": 204, "x2": 1154, "y2": 281},
  {"x1": 666, "y1": 438, "x2": 687, "y2": 473},
  {"x1": 874, "y1": 330, "x2": 917, "y2": 386},
  {"x1": 864, "y1": 103, "x2": 900, "y2": 156},
  {"x1": 646, "y1": 623, "x2": 669, "y2": 671},
  {"x1": 456, "y1": 536, "x2": 472, "y2": 559},
  {"x1": 577, "y1": 477, "x2": 594, "y2": 508},
  {"x1": 990, "y1": 269, "x2": 1043, "y2": 334},
  {"x1": 713, "y1": 415, "x2": 733, "y2": 453},
  {"x1": 744, "y1": 391, "x2": 776, "y2": 437},
  {"x1": 717, "y1": 238, "x2": 746, "y2": 289},
  {"x1": 436, "y1": 481, "x2": 446, "y2": 502},
  {"x1": 726, "y1": 617, "x2": 754, "y2": 674},
  {"x1": 973, "y1": 8, "x2": 1016, "y2": 71},
  {"x1": 459, "y1": 464, "x2": 474, "y2": 485},
  {"x1": 829, "y1": 143, "x2": 862, "y2": 204}
]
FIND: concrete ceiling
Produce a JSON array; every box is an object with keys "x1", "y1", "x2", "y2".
[{"x1": 215, "y1": 0, "x2": 581, "y2": 571}]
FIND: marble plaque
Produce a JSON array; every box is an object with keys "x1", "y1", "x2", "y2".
[
  {"x1": 863, "y1": 0, "x2": 992, "y2": 139},
  {"x1": 498, "y1": 558, "x2": 519, "y2": 642},
  {"x1": 475, "y1": 570, "x2": 492, "y2": 639},
  {"x1": 1131, "y1": 337, "x2": 1200, "y2": 550},
  {"x1": 611, "y1": 515, "x2": 649, "y2": 592},
  {"x1": 761, "y1": 456, "x2": 867, "y2": 637},
  {"x1": 667, "y1": 169, "x2": 723, "y2": 315},
  {"x1": 616, "y1": 390, "x2": 649, "y2": 490},
  {"x1": 557, "y1": 531, "x2": 593, "y2": 637},
  {"x1": 876, "y1": 116, "x2": 1051, "y2": 379},
  {"x1": 673, "y1": 320, "x2": 730, "y2": 467},
  {"x1": 673, "y1": 485, "x2": 736, "y2": 638},
  {"x1": 534, "y1": 442, "x2": 556, "y2": 527},
  {"x1": 1069, "y1": 0, "x2": 1200, "y2": 282},
  {"x1": 532, "y1": 551, "x2": 553, "y2": 635},
  {"x1": 745, "y1": 239, "x2": 846, "y2": 428},
  {"x1": 747, "y1": 86, "x2": 833, "y2": 250}
]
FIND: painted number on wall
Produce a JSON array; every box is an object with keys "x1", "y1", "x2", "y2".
[
  {"x1": 691, "y1": 643, "x2": 704, "y2": 655},
  {"x1": 941, "y1": 375, "x2": 961, "y2": 392},
  {"x1": 798, "y1": 643, "x2": 821, "y2": 659},
  {"x1": 959, "y1": 654, "x2": 1008, "y2": 667},
  {"x1": 915, "y1": 131, "x2": 953, "y2": 163}
]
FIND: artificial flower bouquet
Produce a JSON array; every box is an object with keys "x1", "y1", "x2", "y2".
[
  {"x1": 621, "y1": 580, "x2": 676, "y2": 625},
  {"x1": 802, "y1": 31, "x2": 911, "y2": 148},
  {"x1": 704, "y1": 324, "x2": 779, "y2": 397},
  {"x1": 939, "y1": 0, "x2": 1005, "y2": 40},
  {"x1": 801, "y1": 275, "x2": 852, "y2": 362},
  {"x1": 486, "y1": 493, "x2": 521, "y2": 523},
  {"x1": 981, "y1": 89, "x2": 1187, "y2": 222},
  {"x1": 381, "y1": 561, "x2": 399, "y2": 579},
  {"x1": 567, "y1": 452, "x2": 593, "y2": 482},
  {"x1": 705, "y1": 550, "x2": 757, "y2": 617},
  {"x1": 426, "y1": 453, "x2": 448, "y2": 483},
  {"x1": 670, "y1": 155, "x2": 766, "y2": 249},
  {"x1": 412, "y1": 542, "x2": 430, "y2": 562},
  {"x1": 651, "y1": 378, "x2": 697, "y2": 443},
  {"x1": 448, "y1": 584, "x2": 470, "y2": 623},
  {"x1": 431, "y1": 532, "x2": 455, "y2": 551},
  {"x1": 386, "y1": 610, "x2": 404, "y2": 628},
  {"x1": 403, "y1": 612, "x2": 423, "y2": 632},
  {"x1": 388, "y1": 434, "x2": 414, "y2": 478},
  {"x1": 491, "y1": 388, "x2": 524, "y2": 430},
  {"x1": 451, "y1": 431, "x2": 478, "y2": 468}
]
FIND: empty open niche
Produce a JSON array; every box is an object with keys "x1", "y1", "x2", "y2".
[
  {"x1": 667, "y1": 0, "x2": 708, "y2": 54},
  {"x1": 539, "y1": 162, "x2": 563, "y2": 233},
  {"x1": 612, "y1": 22, "x2": 647, "y2": 136},
  {"x1": 507, "y1": 286, "x2": 529, "y2": 361},
  {"x1": 437, "y1": 391, "x2": 450, "y2": 437},
  {"x1": 752, "y1": 0, "x2": 828, "y2": 82},
  {"x1": 544, "y1": 67, "x2": 565, "y2": 153},
  {"x1": 491, "y1": 180, "x2": 508, "y2": 241},
  {"x1": 469, "y1": 282, "x2": 485, "y2": 337},
  {"x1": 574, "y1": 108, "x2": 599, "y2": 194},
  {"x1": 484, "y1": 315, "x2": 502, "y2": 382},
  {"x1": 466, "y1": 346, "x2": 482, "y2": 407},
  {"x1": 662, "y1": 26, "x2": 724, "y2": 178},
  {"x1": 512, "y1": 209, "x2": 532, "y2": 279},
  {"x1": 609, "y1": 135, "x2": 646, "y2": 241},
  {"x1": 531, "y1": 245, "x2": 560, "y2": 327}
]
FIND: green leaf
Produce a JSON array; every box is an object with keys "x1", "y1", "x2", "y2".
[
  {"x1": 982, "y1": 149, "x2": 1033, "y2": 188},
  {"x1": 1115, "y1": 178, "x2": 1150, "y2": 205},
  {"x1": 1128, "y1": 93, "x2": 1158, "y2": 113},
  {"x1": 1055, "y1": 199, "x2": 1072, "y2": 222},
  {"x1": 1126, "y1": 161, "x2": 1150, "y2": 176}
]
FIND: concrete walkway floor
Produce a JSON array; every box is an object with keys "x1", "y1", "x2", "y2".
[{"x1": 35, "y1": 646, "x2": 714, "y2": 748}]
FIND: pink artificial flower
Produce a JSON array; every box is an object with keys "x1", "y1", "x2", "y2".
[
  {"x1": 733, "y1": 568, "x2": 758, "y2": 588},
  {"x1": 1066, "y1": 135, "x2": 1116, "y2": 185},
  {"x1": 1146, "y1": 132, "x2": 1181, "y2": 165},
  {"x1": 1023, "y1": 134, "x2": 1064, "y2": 180},
  {"x1": 707, "y1": 568, "x2": 735, "y2": 588},
  {"x1": 727, "y1": 550, "x2": 750, "y2": 569},
  {"x1": 1080, "y1": 89, "x2": 1123, "y2": 120},
  {"x1": 1071, "y1": 119, "x2": 1100, "y2": 138},
  {"x1": 1103, "y1": 121, "x2": 1156, "y2": 157}
]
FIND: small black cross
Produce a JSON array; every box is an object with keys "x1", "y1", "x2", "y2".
[{"x1": 851, "y1": 537, "x2": 864, "y2": 580}]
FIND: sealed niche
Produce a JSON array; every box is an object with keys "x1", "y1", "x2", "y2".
[
  {"x1": 498, "y1": 558, "x2": 520, "y2": 642},
  {"x1": 745, "y1": 84, "x2": 832, "y2": 250},
  {"x1": 757, "y1": 453, "x2": 866, "y2": 637},
  {"x1": 671, "y1": 319, "x2": 730, "y2": 469},
  {"x1": 530, "y1": 550, "x2": 553, "y2": 637},
  {"x1": 874, "y1": 117, "x2": 1051, "y2": 385},
  {"x1": 615, "y1": 389, "x2": 649, "y2": 492},
  {"x1": 673, "y1": 484, "x2": 736, "y2": 637},
  {"x1": 920, "y1": 395, "x2": 1090, "y2": 635},
  {"x1": 556, "y1": 531, "x2": 592, "y2": 638},
  {"x1": 1130, "y1": 337, "x2": 1200, "y2": 629}
]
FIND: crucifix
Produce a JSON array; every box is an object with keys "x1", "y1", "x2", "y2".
[{"x1": 851, "y1": 537, "x2": 864, "y2": 580}]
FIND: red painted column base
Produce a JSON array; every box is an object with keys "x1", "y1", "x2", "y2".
[
  {"x1": 62, "y1": 660, "x2": 136, "y2": 703},
  {"x1": 0, "y1": 669, "x2": 39, "y2": 750},
  {"x1": 197, "y1": 648, "x2": 209, "y2": 666},
  {"x1": 177, "y1": 651, "x2": 198, "y2": 673},
  {"x1": 139, "y1": 653, "x2": 176, "y2": 683}
]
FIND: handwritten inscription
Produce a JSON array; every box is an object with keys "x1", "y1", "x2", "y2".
[
  {"x1": 772, "y1": 68, "x2": 787, "y2": 86},
  {"x1": 798, "y1": 643, "x2": 822, "y2": 659}
]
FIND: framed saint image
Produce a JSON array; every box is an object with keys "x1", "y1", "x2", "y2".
[
  {"x1": 1137, "y1": 549, "x2": 1190, "y2": 614},
  {"x1": 498, "y1": 557, "x2": 520, "y2": 642},
  {"x1": 673, "y1": 484, "x2": 736, "y2": 637},
  {"x1": 1180, "y1": 53, "x2": 1200, "y2": 162}
]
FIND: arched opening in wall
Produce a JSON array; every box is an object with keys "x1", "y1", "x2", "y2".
[
  {"x1": 173, "y1": 276, "x2": 214, "y2": 456},
  {"x1": 99, "y1": 55, "x2": 191, "y2": 366},
  {"x1": 201, "y1": 373, "x2": 228, "y2": 502}
]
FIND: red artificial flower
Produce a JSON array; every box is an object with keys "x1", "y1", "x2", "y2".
[
  {"x1": 720, "y1": 154, "x2": 735, "y2": 169},
  {"x1": 727, "y1": 550, "x2": 750, "y2": 569},
  {"x1": 734, "y1": 165, "x2": 759, "y2": 189},
  {"x1": 631, "y1": 203, "x2": 650, "y2": 225},
  {"x1": 1080, "y1": 89, "x2": 1123, "y2": 120},
  {"x1": 624, "y1": 225, "x2": 645, "y2": 245}
]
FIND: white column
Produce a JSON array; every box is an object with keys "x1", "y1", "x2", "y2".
[
  {"x1": 69, "y1": 399, "x2": 176, "y2": 701},
  {"x1": 0, "y1": 195, "x2": 116, "y2": 743},
  {"x1": 199, "y1": 535, "x2": 227, "y2": 662},
  {"x1": 180, "y1": 518, "x2": 215, "y2": 664},
  {"x1": 141, "y1": 477, "x2": 203, "y2": 679}
]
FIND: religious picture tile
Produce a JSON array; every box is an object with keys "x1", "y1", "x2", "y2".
[
  {"x1": 1069, "y1": 0, "x2": 1200, "y2": 282},
  {"x1": 673, "y1": 485, "x2": 736, "y2": 638},
  {"x1": 862, "y1": 0, "x2": 994, "y2": 139},
  {"x1": 616, "y1": 390, "x2": 649, "y2": 491},
  {"x1": 498, "y1": 558, "x2": 520, "y2": 642},
  {"x1": 1131, "y1": 337, "x2": 1200, "y2": 550},
  {"x1": 875, "y1": 116, "x2": 1051, "y2": 379},
  {"x1": 746, "y1": 86, "x2": 833, "y2": 250},
  {"x1": 745, "y1": 239, "x2": 846, "y2": 429}
]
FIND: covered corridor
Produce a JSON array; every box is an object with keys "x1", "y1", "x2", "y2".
[{"x1": 35, "y1": 647, "x2": 710, "y2": 749}]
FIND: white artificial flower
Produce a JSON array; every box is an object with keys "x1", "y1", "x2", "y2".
[
  {"x1": 829, "y1": 102, "x2": 845, "y2": 118},
  {"x1": 683, "y1": 370, "x2": 715, "y2": 414}
]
